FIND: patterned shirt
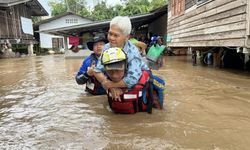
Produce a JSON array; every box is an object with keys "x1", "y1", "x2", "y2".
[{"x1": 94, "y1": 40, "x2": 149, "y2": 88}]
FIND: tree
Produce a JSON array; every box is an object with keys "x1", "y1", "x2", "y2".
[
  {"x1": 90, "y1": 1, "x2": 113, "y2": 20},
  {"x1": 124, "y1": 0, "x2": 151, "y2": 14},
  {"x1": 78, "y1": 5, "x2": 91, "y2": 18},
  {"x1": 49, "y1": 0, "x2": 90, "y2": 17},
  {"x1": 32, "y1": 16, "x2": 42, "y2": 24},
  {"x1": 48, "y1": 0, "x2": 168, "y2": 20},
  {"x1": 49, "y1": 0, "x2": 67, "y2": 16},
  {"x1": 150, "y1": 0, "x2": 167, "y2": 10}
]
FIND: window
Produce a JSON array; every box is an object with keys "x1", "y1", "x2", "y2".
[
  {"x1": 171, "y1": 0, "x2": 185, "y2": 17},
  {"x1": 197, "y1": 0, "x2": 211, "y2": 5},
  {"x1": 52, "y1": 38, "x2": 64, "y2": 50},
  {"x1": 65, "y1": 18, "x2": 78, "y2": 24}
]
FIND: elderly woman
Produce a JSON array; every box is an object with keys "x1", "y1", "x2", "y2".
[{"x1": 94, "y1": 16, "x2": 149, "y2": 100}]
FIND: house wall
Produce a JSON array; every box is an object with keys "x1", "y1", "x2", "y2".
[
  {"x1": 245, "y1": 0, "x2": 250, "y2": 49},
  {"x1": 40, "y1": 33, "x2": 63, "y2": 49},
  {"x1": 0, "y1": 4, "x2": 34, "y2": 44},
  {"x1": 39, "y1": 15, "x2": 93, "y2": 48},
  {"x1": 185, "y1": 0, "x2": 196, "y2": 10},
  {"x1": 39, "y1": 15, "x2": 93, "y2": 31},
  {"x1": 167, "y1": 0, "x2": 248, "y2": 48}
]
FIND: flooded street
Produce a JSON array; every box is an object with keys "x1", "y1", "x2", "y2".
[{"x1": 0, "y1": 55, "x2": 250, "y2": 150}]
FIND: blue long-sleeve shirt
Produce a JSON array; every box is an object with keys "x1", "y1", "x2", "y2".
[
  {"x1": 94, "y1": 41, "x2": 149, "y2": 88},
  {"x1": 77, "y1": 53, "x2": 98, "y2": 76},
  {"x1": 76, "y1": 53, "x2": 106, "y2": 94}
]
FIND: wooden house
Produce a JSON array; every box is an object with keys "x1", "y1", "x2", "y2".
[
  {"x1": 0, "y1": 0, "x2": 49, "y2": 55},
  {"x1": 167, "y1": 0, "x2": 250, "y2": 56}
]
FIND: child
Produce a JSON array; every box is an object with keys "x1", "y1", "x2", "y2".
[{"x1": 75, "y1": 35, "x2": 108, "y2": 95}]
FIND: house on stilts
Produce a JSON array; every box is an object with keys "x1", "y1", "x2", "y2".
[
  {"x1": 0, "y1": 0, "x2": 49, "y2": 57},
  {"x1": 167, "y1": 0, "x2": 250, "y2": 68}
]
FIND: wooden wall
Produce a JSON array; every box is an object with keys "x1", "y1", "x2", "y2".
[
  {"x1": 185, "y1": 0, "x2": 196, "y2": 10},
  {"x1": 167, "y1": 0, "x2": 248, "y2": 48},
  {"x1": 0, "y1": 4, "x2": 34, "y2": 44}
]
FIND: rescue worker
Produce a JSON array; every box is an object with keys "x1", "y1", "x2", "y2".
[
  {"x1": 94, "y1": 16, "x2": 149, "y2": 100},
  {"x1": 75, "y1": 35, "x2": 108, "y2": 95},
  {"x1": 101, "y1": 47, "x2": 165, "y2": 114}
]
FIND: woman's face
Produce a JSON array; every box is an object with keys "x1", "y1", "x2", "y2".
[
  {"x1": 106, "y1": 69, "x2": 125, "y2": 82},
  {"x1": 108, "y1": 25, "x2": 128, "y2": 48},
  {"x1": 93, "y1": 41, "x2": 105, "y2": 56}
]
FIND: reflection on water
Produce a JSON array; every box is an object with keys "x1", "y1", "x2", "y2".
[{"x1": 0, "y1": 55, "x2": 250, "y2": 149}]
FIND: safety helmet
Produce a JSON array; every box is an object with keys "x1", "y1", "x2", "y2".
[{"x1": 102, "y1": 47, "x2": 127, "y2": 65}]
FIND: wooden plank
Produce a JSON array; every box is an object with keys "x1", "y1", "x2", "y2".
[
  {"x1": 0, "y1": 10, "x2": 5, "y2": 38},
  {"x1": 168, "y1": 0, "x2": 236, "y2": 26},
  {"x1": 174, "y1": 0, "x2": 245, "y2": 28},
  {"x1": 246, "y1": 0, "x2": 250, "y2": 35},
  {"x1": 185, "y1": 0, "x2": 196, "y2": 10},
  {"x1": 168, "y1": 14, "x2": 246, "y2": 35},
  {"x1": 168, "y1": 6, "x2": 246, "y2": 32},
  {"x1": 170, "y1": 21, "x2": 246, "y2": 38},
  {"x1": 168, "y1": 38, "x2": 245, "y2": 47},
  {"x1": 171, "y1": 30, "x2": 246, "y2": 42},
  {"x1": 168, "y1": 0, "x2": 246, "y2": 29},
  {"x1": 246, "y1": 37, "x2": 250, "y2": 48},
  {"x1": 17, "y1": 5, "x2": 22, "y2": 38},
  {"x1": 6, "y1": 9, "x2": 10, "y2": 38},
  {"x1": 12, "y1": 7, "x2": 16, "y2": 38}
]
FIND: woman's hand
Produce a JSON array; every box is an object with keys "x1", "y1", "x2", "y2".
[{"x1": 109, "y1": 88, "x2": 124, "y2": 101}]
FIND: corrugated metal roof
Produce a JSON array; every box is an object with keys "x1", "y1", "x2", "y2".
[
  {"x1": 27, "y1": 0, "x2": 49, "y2": 16},
  {"x1": 0, "y1": 0, "x2": 49, "y2": 16},
  {"x1": 0, "y1": 0, "x2": 30, "y2": 7}
]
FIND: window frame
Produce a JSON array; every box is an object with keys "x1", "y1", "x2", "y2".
[
  {"x1": 197, "y1": 0, "x2": 213, "y2": 6},
  {"x1": 171, "y1": 0, "x2": 185, "y2": 17},
  {"x1": 65, "y1": 18, "x2": 78, "y2": 24}
]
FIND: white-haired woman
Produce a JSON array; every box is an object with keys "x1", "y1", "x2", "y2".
[{"x1": 94, "y1": 16, "x2": 149, "y2": 101}]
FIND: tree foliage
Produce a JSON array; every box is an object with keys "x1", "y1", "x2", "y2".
[
  {"x1": 49, "y1": 0, "x2": 90, "y2": 17},
  {"x1": 32, "y1": 16, "x2": 42, "y2": 24},
  {"x1": 91, "y1": 1, "x2": 113, "y2": 20},
  {"x1": 48, "y1": 0, "x2": 167, "y2": 20},
  {"x1": 150, "y1": 0, "x2": 168, "y2": 10},
  {"x1": 49, "y1": 0, "x2": 67, "y2": 16},
  {"x1": 121, "y1": 0, "x2": 151, "y2": 15}
]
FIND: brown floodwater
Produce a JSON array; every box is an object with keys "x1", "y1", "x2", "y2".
[{"x1": 0, "y1": 55, "x2": 250, "y2": 150}]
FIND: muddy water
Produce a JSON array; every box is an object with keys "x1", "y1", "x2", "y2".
[{"x1": 0, "y1": 55, "x2": 250, "y2": 150}]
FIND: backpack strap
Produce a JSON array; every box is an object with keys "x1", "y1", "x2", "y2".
[{"x1": 143, "y1": 70, "x2": 153, "y2": 114}]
